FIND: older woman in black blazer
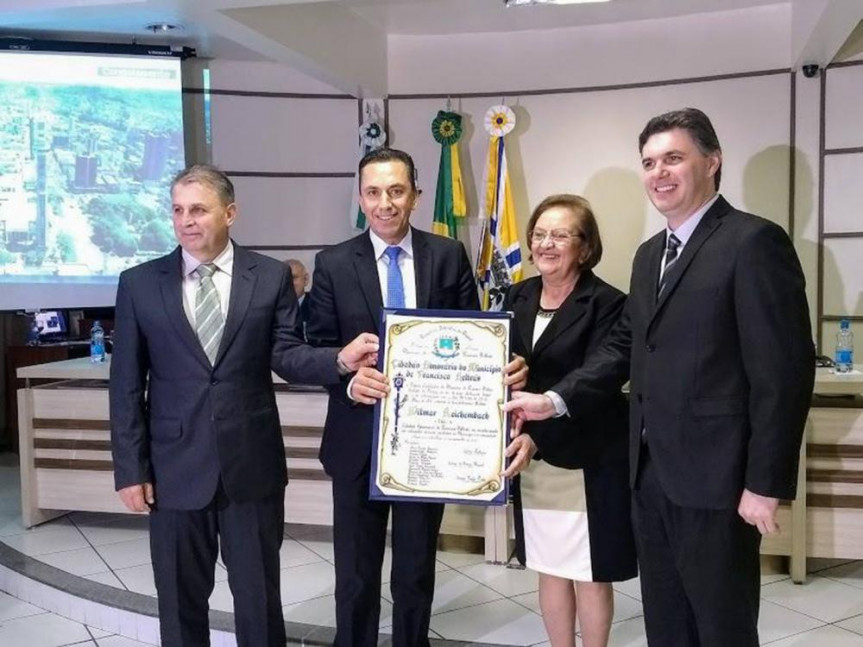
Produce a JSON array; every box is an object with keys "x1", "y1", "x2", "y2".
[{"x1": 504, "y1": 195, "x2": 636, "y2": 647}]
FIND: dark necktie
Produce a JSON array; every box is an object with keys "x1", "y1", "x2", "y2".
[
  {"x1": 657, "y1": 233, "x2": 681, "y2": 299},
  {"x1": 384, "y1": 246, "x2": 405, "y2": 308}
]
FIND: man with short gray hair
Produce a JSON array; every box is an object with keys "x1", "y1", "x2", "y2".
[{"x1": 110, "y1": 164, "x2": 379, "y2": 646}]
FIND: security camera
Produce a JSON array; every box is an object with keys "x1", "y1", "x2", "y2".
[{"x1": 802, "y1": 64, "x2": 820, "y2": 78}]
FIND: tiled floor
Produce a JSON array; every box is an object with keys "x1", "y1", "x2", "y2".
[{"x1": 3, "y1": 453, "x2": 863, "y2": 646}]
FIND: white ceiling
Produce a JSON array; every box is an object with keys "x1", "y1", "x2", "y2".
[
  {"x1": 349, "y1": 0, "x2": 786, "y2": 36},
  {"x1": 0, "y1": 0, "x2": 857, "y2": 97},
  {"x1": 0, "y1": 0, "x2": 789, "y2": 58}
]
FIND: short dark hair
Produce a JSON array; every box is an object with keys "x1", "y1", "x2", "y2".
[
  {"x1": 638, "y1": 108, "x2": 722, "y2": 189},
  {"x1": 171, "y1": 164, "x2": 235, "y2": 207},
  {"x1": 526, "y1": 194, "x2": 603, "y2": 271},
  {"x1": 358, "y1": 148, "x2": 418, "y2": 193}
]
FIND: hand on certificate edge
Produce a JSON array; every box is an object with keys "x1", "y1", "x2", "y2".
[
  {"x1": 503, "y1": 391, "x2": 556, "y2": 422},
  {"x1": 503, "y1": 354, "x2": 528, "y2": 391},
  {"x1": 501, "y1": 434, "x2": 538, "y2": 478},
  {"x1": 349, "y1": 366, "x2": 390, "y2": 405},
  {"x1": 118, "y1": 482, "x2": 154, "y2": 513},
  {"x1": 338, "y1": 333, "x2": 380, "y2": 371},
  {"x1": 737, "y1": 488, "x2": 780, "y2": 535}
]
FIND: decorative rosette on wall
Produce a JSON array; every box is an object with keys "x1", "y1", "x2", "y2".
[
  {"x1": 483, "y1": 105, "x2": 516, "y2": 137},
  {"x1": 431, "y1": 111, "x2": 466, "y2": 239},
  {"x1": 350, "y1": 109, "x2": 387, "y2": 231},
  {"x1": 476, "y1": 104, "x2": 522, "y2": 311},
  {"x1": 360, "y1": 118, "x2": 387, "y2": 150}
]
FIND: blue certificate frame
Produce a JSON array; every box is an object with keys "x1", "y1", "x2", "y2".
[{"x1": 370, "y1": 308, "x2": 512, "y2": 506}]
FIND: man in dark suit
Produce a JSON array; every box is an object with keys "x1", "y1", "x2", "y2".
[
  {"x1": 110, "y1": 165, "x2": 378, "y2": 647},
  {"x1": 306, "y1": 148, "x2": 525, "y2": 646},
  {"x1": 506, "y1": 108, "x2": 814, "y2": 646}
]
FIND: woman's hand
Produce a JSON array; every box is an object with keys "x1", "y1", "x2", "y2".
[{"x1": 501, "y1": 434, "x2": 538, "y2": 478}]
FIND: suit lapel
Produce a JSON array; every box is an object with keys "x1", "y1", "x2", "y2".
[
  {"x1": 510, "y1": 279, "x2": 541, "y2": 357},
  {"x1": 215, "y1": 244, "x2": 257, "y2": 366},
  {"x1": 532, "y1": 272, "x2": 595, "y2": 358},
  {"x1": 158, "y1": 247, "x2": 211, "y2": 370},
  {"x1": 413, "y1": 228, "x2": 433, "y2": 309},
  {"x1": 353, "y1": 232, "x2": 384, "y2": 325},
  {"x1": 636, "y1": 233, "x2": 665, "y2": 321},
  {"x1": 650, "y1": 197, "x2": 728, "y2": 325}
]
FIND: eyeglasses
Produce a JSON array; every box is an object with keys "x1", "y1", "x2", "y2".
[{"x1": 529, "y1": 229, "x2": 583, "y2": 245}]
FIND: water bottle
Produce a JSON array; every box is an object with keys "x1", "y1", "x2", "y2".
[
  {"x1": 90, "y1": 320, "x2": 106, "y2": 363},
  {"x1": 835, "y1": 319, "x2": 854, "y2": 374},
  {"x1": 26, "y1": 315, "x2": 40, "y2": 346}
]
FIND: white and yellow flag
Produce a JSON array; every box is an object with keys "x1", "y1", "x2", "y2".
[{"x1": 475, "y1": 105, "x2": 522, "y2": 310}]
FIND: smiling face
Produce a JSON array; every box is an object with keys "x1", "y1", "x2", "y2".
[
  {"x1": 171, "y1": 180, "x2": 236, "y2": 262},
  {"x1": 359, "y1": 160, "x2": 418, "y2": 245},
  {"x1": 530, "y1": 206, "x2": 585, "y2": 282},
  {"x1": 640, "y1": 127, "x2": 721, "y2": 228}
]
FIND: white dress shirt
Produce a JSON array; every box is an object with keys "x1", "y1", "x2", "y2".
[
  {"x1": 181, "y1": 241, "x2": 234, "y2": 328},
  {"x1": 368, "y1": 228, "x2": 418, "y2": 309},
  {"x1": 347, "y1": 229, "x2": 418, "y2": 400},
  {"x1": 659, "y1": 193, "x2": 719, "y2": 281}
]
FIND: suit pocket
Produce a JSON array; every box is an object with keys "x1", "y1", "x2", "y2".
[
  {"x1": 149, "y1": 417, "x2": 182, "y2": 441},
  {"x1": 691, "y1": 397, "x2": 746, "y2": 417}
]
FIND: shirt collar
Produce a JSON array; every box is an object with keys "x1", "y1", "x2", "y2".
[
  {"x1": 182, "y1": 240, "x2": 234, "y2": 278},
  {"x1": 666, "y1": 193, "x2": 720, "y2": 247},
  {"x1": 369, "y1": 228, "x2": 414, "y2": 261}
]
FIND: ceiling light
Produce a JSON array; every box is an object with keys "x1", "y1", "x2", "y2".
[
  {"x1": 144, "y1": 23, "x2": 182, "y2": 33},
  {"x1": 504, "y1": 0, "x2": 612, "y2": 6}
]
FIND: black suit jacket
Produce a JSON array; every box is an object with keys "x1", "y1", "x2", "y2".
[
  {"x1": 505, "y1": 271, "x2": 628, "y2": 469},
  {"x1": 306, "y1": 228, "x2": 479, "y2": 480},
  {"x1": 110, "y1": 243, "x2": 340, "y2": 509},
  {"x1": 554, "y1": 197, "x2": 814, "y2": 509}
]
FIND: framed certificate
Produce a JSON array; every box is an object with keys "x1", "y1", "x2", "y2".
[{"x1": 370, "y1": 308, "x2": 511, "y2": 506}]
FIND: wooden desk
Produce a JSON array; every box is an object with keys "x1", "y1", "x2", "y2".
[
  {"x1": 17, "y1": 359, "x2": 863, "y2": 569},
  {"x1": 4, "y1": 343, "x2": 89, "y2": 452},
  {"x1": 17, "y1": 358, "x2": 489, "y2": 554},
  {"x1": 761, "y1": 367, "x2": 863, "y2": 582}
]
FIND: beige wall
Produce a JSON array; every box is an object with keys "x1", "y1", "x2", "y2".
[{"x1": 192, "y1": 4, "x2": 862, "y2": 353}]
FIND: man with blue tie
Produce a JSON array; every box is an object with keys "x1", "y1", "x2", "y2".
[
  {"x1": 307, "y1": 148, "x2": 526, "y2": 646},
  {"x1": 110, "y1": 165, "x2": 379, "y2": 647}
]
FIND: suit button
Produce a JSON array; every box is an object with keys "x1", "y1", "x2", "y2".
[
  {"x1": 646, "y1": 344, "x2": 656, "y2": 353},
  {"x1": 210, "y1": 378, "x2": 219, "y2": 385}
]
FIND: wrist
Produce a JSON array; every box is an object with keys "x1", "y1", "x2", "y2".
[{"x1": 336, "y1": 353, "x2": 352, "y2": 376}]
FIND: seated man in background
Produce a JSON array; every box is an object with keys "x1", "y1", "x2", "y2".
[{"x1": 284, "y1": 258, "x2": 310, "y2": 339}]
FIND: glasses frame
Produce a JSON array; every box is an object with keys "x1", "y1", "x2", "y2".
[{"x1": 529, "y1": 229, "x2": 584, "y2": 246}]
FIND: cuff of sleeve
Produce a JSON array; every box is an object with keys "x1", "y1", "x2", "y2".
[
  {"x1": 346, "y1": 374, "x2": 358, "y2": 402},
  {"x1": 544, "y1": 390, "x2": 569, "y2": 418},
  {"x1": 336, "y1": 354, "x2": 351, "y2": 376}
]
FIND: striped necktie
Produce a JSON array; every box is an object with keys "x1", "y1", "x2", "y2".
[
  {"x1": 194, "y1": 263, "x2": 225, "y2": 364},
  {"x1": 657, "y1": 233, "x2": 681, "y2": 299},
  {"x1": 384, "y1": 246, "x2": 405, "y2": 308}
]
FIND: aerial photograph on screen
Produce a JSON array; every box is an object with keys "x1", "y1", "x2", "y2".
[{"x1": 0, "y1": 52, "x2": 185, "y2": 282}]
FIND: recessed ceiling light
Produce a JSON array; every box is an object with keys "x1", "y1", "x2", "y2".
[
  {"x1": 144, "y1": 23, "x2": 182, "y2": 33},
  {"x1": 504, "y1": 0, "x2": 612, "y2": 6}
]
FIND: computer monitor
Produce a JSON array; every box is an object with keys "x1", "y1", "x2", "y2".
[{"x1": 34, "y1": 311, "x2": 67, "y2": 337}]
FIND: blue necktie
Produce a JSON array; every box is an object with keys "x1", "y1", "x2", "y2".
[{"x1": 384, "y1": 246, "x2": 405, "y2": 308}]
